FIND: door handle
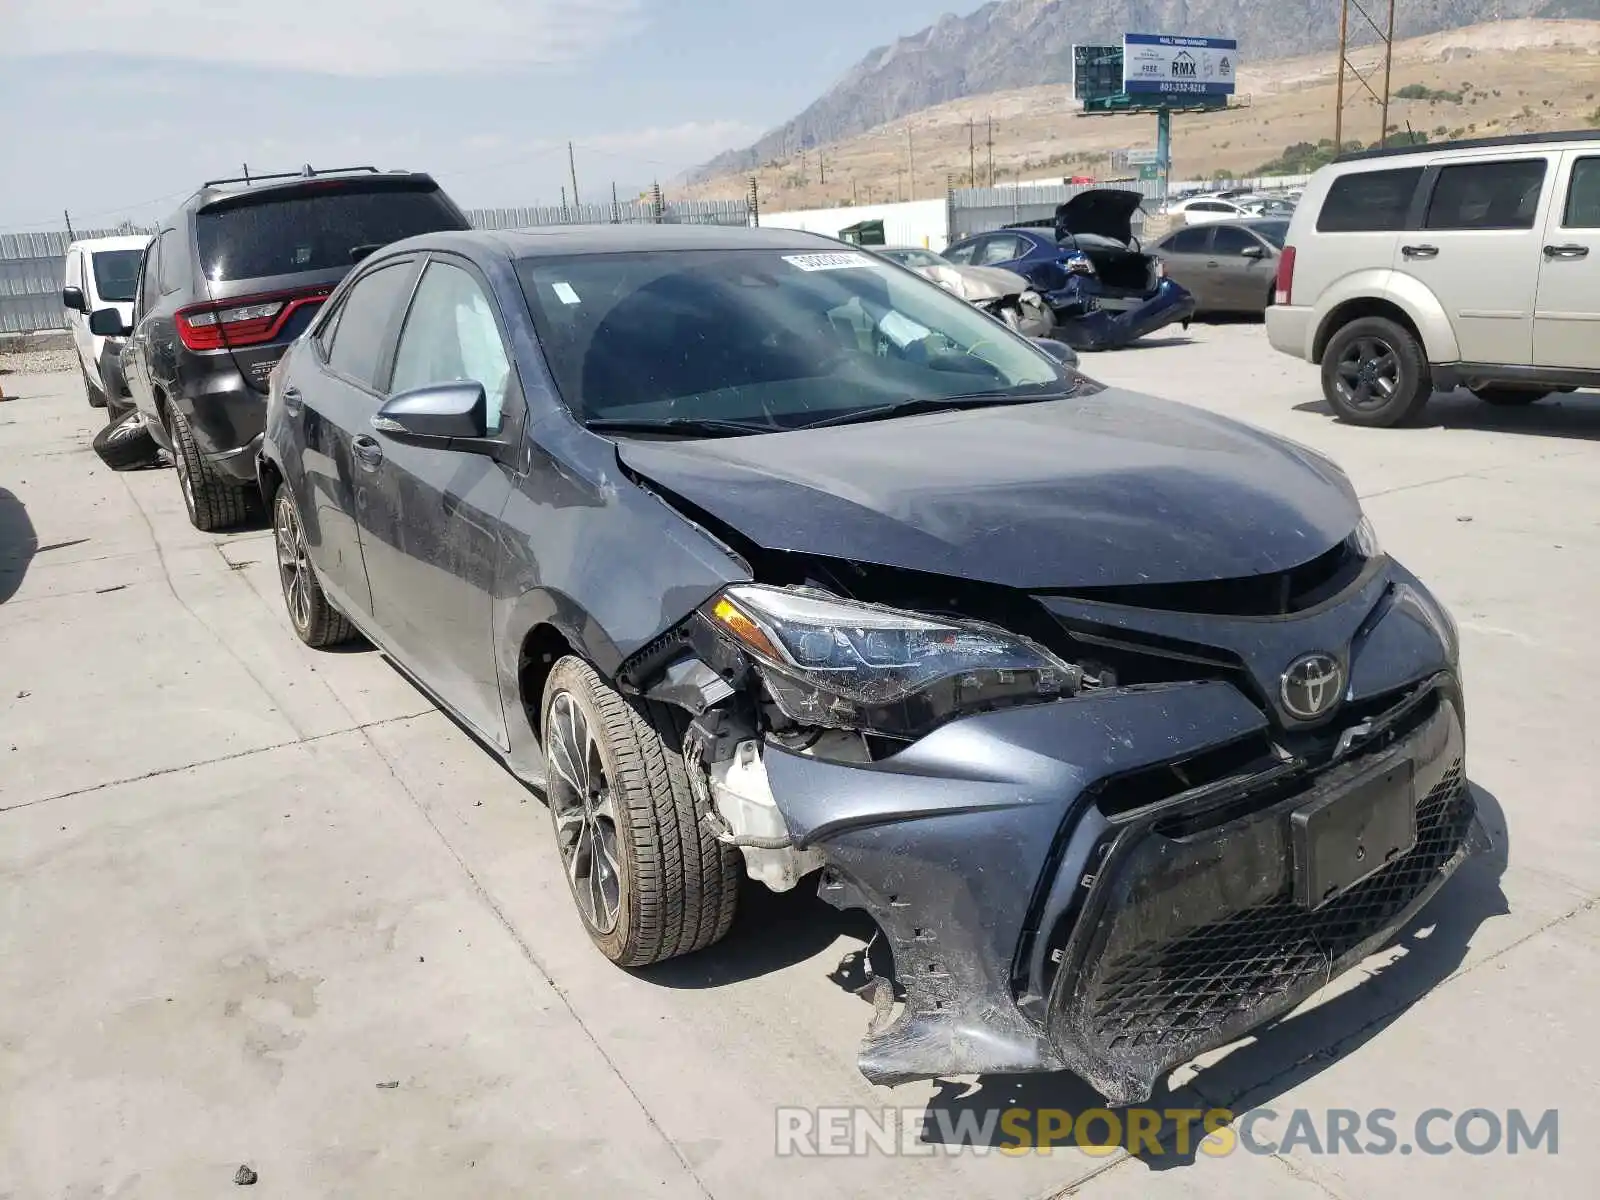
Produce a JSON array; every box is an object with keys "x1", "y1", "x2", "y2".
[
  {"x1": 281, "y1": 386, "x2": 303, "y2": 414},
  {"x1": 1401, "y1": 244, "x2": 1439, "y2": 259},
  {"x1": 351, "y1": 435, "x2": 384, "y2": 469},
  {"x1": 1544, "y1": 244, "x2": 1591, "y2": 260}
]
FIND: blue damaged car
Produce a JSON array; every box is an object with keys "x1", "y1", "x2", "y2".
[{"x1": 944, "y1": 189, "x2": 1197, "y2": 351}]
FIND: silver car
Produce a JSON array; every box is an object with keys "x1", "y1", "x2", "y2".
[{"x1": 875, "y1": 246, "x2": 1055, "y2": 338}]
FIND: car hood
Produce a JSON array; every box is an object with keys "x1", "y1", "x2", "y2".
[
  {"x1": 1056, "y1": 189, "x2": 1144, "y2": 243},
  {"x1": 916, "y1": 263, "x2": 1031, "y2": 301},
  {"x1": 615, "y1": 389, "x2": 1361, "y2": 590}
]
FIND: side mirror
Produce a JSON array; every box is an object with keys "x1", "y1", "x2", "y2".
[
  {"x1": 1241, "y1": 245, "x2": 1267, "y2": 259},
  {"x1": 1031, "y1": 337, "x2": 1080, "y2": 368},
  {"x1": 62, "y1": 286, "x2": 86, "y2": 312},
  {"x1": 88, "y1": 308, "x2": 132, "y2": 337},
  {"x1": 372, "y1": 381, "x2": 489, "y2": 446}
]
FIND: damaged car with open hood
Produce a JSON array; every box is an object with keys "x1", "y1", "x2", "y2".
[
  {"x1": 944, "y1": 188, "x2": 1197, "y2": 351},
  {"x1": 259, "y1": 225, "x2": 1480, "y2": 1106}
]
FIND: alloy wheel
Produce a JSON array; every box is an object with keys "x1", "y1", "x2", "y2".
[
  {"x1": 274, "y1": 496, "x2": 313, "y2": 634},
  {"x1": 1333, "y1": 336, "x2": 1400, "y2": 412},
  {"x1": 546, "y1": 690, "x2": 623, "y2": 934}
]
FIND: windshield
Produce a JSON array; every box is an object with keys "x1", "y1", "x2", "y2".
[
  {"x1": 197, "y1": 185, "x2": 465, "y2": 282},
  {"x1": 516, "y1": 248, "x2": 1066, "y2": 431},
  {"x1": 91, "y1": 249, "x2": 143, "y2": 303},
  {"x1": 1253, "y1": 220, "x2": 1290, "y2": 247},
  {"x1": 881, "y1": 248, "x2": 944, "y2": 269}
]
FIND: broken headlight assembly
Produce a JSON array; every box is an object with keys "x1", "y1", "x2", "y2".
[{"x1": 701, "y1": 584, "x2": 1082, "y2": 738}]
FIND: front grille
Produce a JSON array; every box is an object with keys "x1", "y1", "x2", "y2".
[{"x1": 1082, "y1": 761, "x2": 1469, "y2": 1054}]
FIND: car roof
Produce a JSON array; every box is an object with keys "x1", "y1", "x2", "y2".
[
  {"x1": 1335, "y1": 128, "x2": 1599, "y2": 164},
  {"x1": 376, "y1": 224, "x2": 852, "y2": 260},
  {"x1": 67, "y1": 235, "x2": 151, "y2": 253},
  {"x1": 179, "y1": 168, "x2": 445, "y2": 215}
]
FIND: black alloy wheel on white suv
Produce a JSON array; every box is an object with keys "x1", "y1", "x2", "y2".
[{"x1": 1321, "y1": 316, "x2": 1432, "y2": 428}]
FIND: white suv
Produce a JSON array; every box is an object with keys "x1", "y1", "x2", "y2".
[
  {"x1": 1267, "y1": 132, "x2": 1599, "y2": 426},
  {"x1": 61, "y1": 235, "x2": 149, "y2": 418}
]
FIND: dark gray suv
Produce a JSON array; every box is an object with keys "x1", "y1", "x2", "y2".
[{"x1": 91, "y1": 166, "x2": 469, "y2": 529}]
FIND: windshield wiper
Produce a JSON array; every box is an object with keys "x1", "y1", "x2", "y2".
[
  {"x1": 793, "y1": 389, "x2": 1070, "y2": 431},
  {"x1": 584, "y1": 417, "x2": 777, "y2": 438}
]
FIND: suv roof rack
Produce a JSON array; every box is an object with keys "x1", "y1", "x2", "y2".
[
  {"x1": 1336, "y1": 128, "x2": 1597, "y2": 163},
  {"x1": 201, "y1": 165, "x2": 383, "y2": 188}
]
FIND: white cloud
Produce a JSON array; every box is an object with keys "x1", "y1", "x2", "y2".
[{"x1": 5, "y1": 0, "x2": 645, "y2": 75}]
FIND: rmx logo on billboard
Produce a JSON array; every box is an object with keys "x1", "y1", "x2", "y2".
[{"x1": 1122, "y1": 33, "x2": 1238, "y2": 97}]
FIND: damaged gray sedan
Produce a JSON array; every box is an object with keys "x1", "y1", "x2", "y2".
[{"x1": 259, "y1": 224, "x2": 1479, "y2": 1107}]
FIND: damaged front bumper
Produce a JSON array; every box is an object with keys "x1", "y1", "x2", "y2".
[
  {"x1": 1047, "y1": 278, "x2": 1198, "y2": 351},
  {"x1": 761, "y1": 674, "x2": 1477, "y2": 1106}
]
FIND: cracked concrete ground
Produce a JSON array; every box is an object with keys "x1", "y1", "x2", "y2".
[{"x1": 1, "y1": 327, "x2": 1596, "y2": 1198}]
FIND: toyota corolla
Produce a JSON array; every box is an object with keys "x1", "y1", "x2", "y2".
[{"x1": 258, "y1": 225, "x2": 1478, "y2": 1105}]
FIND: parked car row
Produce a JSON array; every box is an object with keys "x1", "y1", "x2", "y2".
[{"x1": 71, "y1": 172, "x2": 1474, "y2": 1106}]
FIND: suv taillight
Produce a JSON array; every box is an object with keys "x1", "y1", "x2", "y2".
[
  {"x1": 1275, "y1": 246, "x2": 1296, "y2": 306},
  {"x1": 176, "y1": 288, "x2": 330, "y2": 352}
]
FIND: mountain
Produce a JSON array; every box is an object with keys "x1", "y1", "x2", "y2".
[{"x1": 690, "y1": 0, "x2": 1600, "y2": 180}]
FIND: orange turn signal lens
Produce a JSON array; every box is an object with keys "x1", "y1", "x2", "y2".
[{"x1": 711, "y1": 596, "x2": 783, "y2": 662}]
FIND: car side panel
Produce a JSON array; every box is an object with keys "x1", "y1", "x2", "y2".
[
  {"x1": 1307, "y1": 267, "x2": 1462, "y2": 364},
  {"x1": 492, "y1": 414, "x2": 752, "y2": 783}
]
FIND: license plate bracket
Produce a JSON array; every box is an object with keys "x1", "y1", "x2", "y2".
[{"x1": 1291, "y1": 759, "x2": 1417, "y2": 910}]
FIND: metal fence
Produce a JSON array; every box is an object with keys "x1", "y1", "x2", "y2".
[{"x1": 0, "y1": 197, "x2": 754, "y2": 335}]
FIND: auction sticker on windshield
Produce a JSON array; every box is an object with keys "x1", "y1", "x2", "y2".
[{"x1": 783, "y1": 252, "x2": 873, "y2": 272}]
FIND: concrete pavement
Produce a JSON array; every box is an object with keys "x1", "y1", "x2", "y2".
[{"x1": 1, "y1": 328, "x2": 1596, "y2": 1197}]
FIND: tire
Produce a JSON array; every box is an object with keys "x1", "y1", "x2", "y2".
[
  {"x1": 82, "y1": 367, "x2": 107, "y2": 409},
  {"x1": 167, "y1": 405, "x2": 251, "y2": 532},
  {"x1": 272, "y1": 484, "x2": 355, "y2": 648},
  {"x1": 541, "y1": 656, "x2": 740, "y2": 967},
  {"x1": 1472, "y1": 386, "x2": 1547, "y2": 407},
  {"x1": 1321, "y1": 316, "x2": 1432, "y2": 428},
  {"x1": 91, "y1": 412, "x2": 159, "y2": 470}
]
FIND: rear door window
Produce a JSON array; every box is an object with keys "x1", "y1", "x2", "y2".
[
  {"x1": 1164, "y1": 227, "x2": 1211, "y2": 253},
  {"x1": 136, "y1": 239, "x2": 162, "y2": 318},
  {"x1": 196, "y1": 185, "x2": 465, "y2": 282},
  {"x1": 156, "y1": 231, "x2": 183, "y2": 294},
  {"x1": 1315, "y1": 167, "x2": 1424, "y2": 232},
  {"x1": 1561, "y1": 156, "x2": 1600, "y2": 228},
  {"x1": 1424, "y1": 159, "x2": 1547, "y2": 231},
  {"x1": 91, "y1": 249, "x2": 143, "y2": 303},
  {"x1": 325, "y1": 261, "x2": 419, "y2": 390},
  {"x1": 976, "y1": 235, "x2": 1024, "y2": 265}
]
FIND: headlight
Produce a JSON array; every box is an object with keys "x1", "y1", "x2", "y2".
[
  {"x1": 703, "y1": 584, "x2": 1081, "y2": 737},
  {"x1": 1353, "y1": 514, "x2": 1381, "y2": 558}
]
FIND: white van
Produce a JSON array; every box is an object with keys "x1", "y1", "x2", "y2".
[
  {"x1": 1266, "y1": 131, "x2": 1599, "y2": 426},
  {"x1": 62, "y1": 235, "x2": 149, "y2": 415}
]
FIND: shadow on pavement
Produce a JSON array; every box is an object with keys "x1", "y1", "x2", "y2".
[
  {"x1": 905, "y1": 782, "x2": 1508, "y2": 1164},
  {"x1": 0, "y1": 487, "x2": 38, "y2": 603},
  {"x1": 1294, "y1": 388, "x2": 1600, "y2": 443},
  {"x1": 643, "y1": 880, "x2": 874, "y2": 988}
]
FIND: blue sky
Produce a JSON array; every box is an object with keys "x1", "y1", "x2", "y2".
[{"x1": 0, "y1": 0, "x2": 960, "y2": 230}]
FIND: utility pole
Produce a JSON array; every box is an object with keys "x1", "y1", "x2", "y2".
[
  {"x1": 897, "y1": 168, "x2": 905, "y2": 203},
  {"x1": 612, "y1": 181, "x2": 621, "y2": 224},
  {"x1": 986, "y1": 115, "x2": 995, "y2": 186},
  {"x1": 819, "y1": 152, "x2": 826, "y2": 185},
  {"x1": 560, "y1": 186, "x2": 568, "y2": 220},
  {"x1": 567, "y1": 142, "x2": 581, "y2": 208},
  {"x1": 968, "y1": 119, "x2": 976, "y2": 186},
  {"x1": 1334, "y1": 2, "x2": 1348, "y2": 150},
  {"x1": 906, "y1": 126, "x2": 915, "y2": 201},
  {"x1": 63, "y1": 210, "x2": 76, "y2": 240},
  {"x1": 242, "y1": 163, "x2": 251, "y2": 183},
  {"x1": 852, "y1": 177, "x2": 858, "y2": 205},
  {"x1": 1379, "y1": 0, "x2": 1397, "y2": 146}
]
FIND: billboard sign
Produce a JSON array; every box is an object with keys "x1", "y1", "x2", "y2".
[
  {"x1": 1072, "y1": 45, "x2": 1125, "y2": 102},
  {"x1": 1122, "y1": 34, "x2": 1238, "y2": 97}
]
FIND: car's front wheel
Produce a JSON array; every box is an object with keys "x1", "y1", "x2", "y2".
[
  {"x1": 272, "y1": 483, "x2": 355, "y2": 648},
  {"x1": 541, "y1": 656, "x2": 739, "y2": 967},
  {"x1": 1321, "y1": 317, "x2": 1432, "y2": 428}
]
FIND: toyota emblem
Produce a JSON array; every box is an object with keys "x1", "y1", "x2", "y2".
[{"x1": 1280, "y1": 654, "x2": 1344, "y2": 720}]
